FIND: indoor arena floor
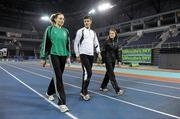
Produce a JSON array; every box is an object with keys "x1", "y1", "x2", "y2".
[{"x1": 0, "y1": 61, "x2": 180, "y2": 119}]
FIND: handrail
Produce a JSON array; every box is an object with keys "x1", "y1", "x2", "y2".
[
  {"x1": 161, "y1": 42, "x2": 180, "y2": 48},
  {"x1": 0, "y1": 35, "x2": 41, "y2": 42},
  {"x1": 122, "y1": 42, "x2": 180, "y2": 49},
  {"x1": 96, "y1": 8, "x2": 180, "y2": 32}
]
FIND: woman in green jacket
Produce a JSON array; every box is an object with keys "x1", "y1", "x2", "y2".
[{"x1": 40, "y1": 13, "x2": 70, "y2": 112}]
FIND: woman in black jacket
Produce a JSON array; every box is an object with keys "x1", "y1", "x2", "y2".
[{"x1": 100, "y1": 28, "x2": 124, "y2": 95}]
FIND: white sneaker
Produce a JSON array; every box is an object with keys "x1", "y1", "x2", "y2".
[
  {"x1": 80, "y1": 93, "x2": 91, "y2": 101},
  {"x1": 46, "y1": 92, "x2": 55, "y2": 101},
  {"x1": 99, "y1": 88, "x2": 109, "y2": 92},
  {"x1": 59, "y1": 105, "x2": 69, "y2": 112},
  {"x1": 117, "y1": 89, "x2": 124, "y2": 96}
]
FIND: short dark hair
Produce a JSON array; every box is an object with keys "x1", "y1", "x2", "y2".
[{"x1": 83, "y1": 15, "x2": 92, "y2": 20}]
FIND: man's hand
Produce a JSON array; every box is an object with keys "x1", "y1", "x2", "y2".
[
  {"x1": 40, "y1": 60, "x2": 46, "y2": 67},
  {"x1": 76, "y1": 56, "x2": 81, "y2": 63},
  {"x1": 97, "y1": 53, "x2": 102, "y2": 61}
]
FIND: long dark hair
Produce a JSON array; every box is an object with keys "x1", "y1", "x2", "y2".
[
  {"x1": 50, "y1": 12, "x2": 64, "y2": 25},
  {"x1": 107, "y1": 28, "x2": 118, "y2": 42}
]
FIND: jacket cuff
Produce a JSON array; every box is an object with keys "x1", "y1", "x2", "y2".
[{"x1": 40, "y1": 57, "x2": 46, "y2": 60}]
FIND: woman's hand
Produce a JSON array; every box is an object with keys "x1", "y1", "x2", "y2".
[
  {"x1": 117, "y1": 61, "x2": 121, "y2": 67},
  {"x1": 40, "y1": 60, "x2": 46, "y2": 67},
  {"x1": 66, "y1": 57, "x2": 71, "y2": 66}
]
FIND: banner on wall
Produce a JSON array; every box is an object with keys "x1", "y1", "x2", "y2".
[{"x1": 122, "y1": 48, "x2": 152, "y2": 63}]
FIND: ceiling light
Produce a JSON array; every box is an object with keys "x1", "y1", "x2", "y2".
[
  {"x1": 41, "y1": 16, "x2": 49, "y2": 21},
  {"x1": 89, "y1": 9, "x2": 96, "y2": 14},
  {"x1": 98, "y1": 3, "x2": 114, "y2": 11}
]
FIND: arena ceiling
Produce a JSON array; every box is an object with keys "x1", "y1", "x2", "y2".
[{"x1": 0, "y1": 0, "x2": 180, "y2": 31}]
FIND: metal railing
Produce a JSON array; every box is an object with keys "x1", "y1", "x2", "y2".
[
  {"x1": 122, "y1": 42, "x2": 159, "y2": 49},
  {"x1": 0, "y1": 35, "x2": 41, "y2": 42},
  {"x1": 122, "y1": 42, "x2": 180, "y2": 49},
  {"x1": 96, "y1": 8, "x2": 180, "y2": 38},
  {"x1": 161, "y1": 42, "x2": 180, "y2": 48}
]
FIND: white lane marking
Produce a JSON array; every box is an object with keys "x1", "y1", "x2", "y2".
[
  {"x1": 4, "y1": 64, "x2": 180, "y2": 119},
  {"x1": 0, "y1": 65, "x2": 79, "y2": 119},
  {"x1": 10, "y1": 64, "x2": 180, "y2": 99},
  {"x1": 18, "y1": 63, "x2": 180, "y2": 90}
]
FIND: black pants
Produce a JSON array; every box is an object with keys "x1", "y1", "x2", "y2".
[
  {"x1": 47, "y1": 54, "x2": 67, "y2": 105},
  {"x1": 100, "y1": 61, "x2": 120, "y2": 93},
  {"x1": 80, "y1": 54, "x2": 94, "y2": 95}
]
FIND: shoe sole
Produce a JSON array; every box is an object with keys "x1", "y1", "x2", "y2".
[
  {"x1": 60, "y1": 109, "x2": 69, "y2": 112},
  {"x1": 80, "y1": 93, "x2": 91, "y2": 101},
  {"x1": 99, "y1": 89, "x2": 109, "y2": 92},
  {"x1": 59, "y1": 105, "x2": 69, "y2": 112},
  {"x1": 46, "y1": 93, "x2": 55, "y2": 101},
  {"x1": 117, "y1": 90, "x2": 124, "y2": 96}
]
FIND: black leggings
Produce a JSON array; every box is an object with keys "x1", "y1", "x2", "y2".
[
  {"x1": 101, "y1": 61, "x2": 120, "y2": 93},
  {"x1": 47, "y1": 54, "x2": 67, "y2": 105},
  {"x1": 80, "y1": 54, "x2": 94, "y2": 95}
]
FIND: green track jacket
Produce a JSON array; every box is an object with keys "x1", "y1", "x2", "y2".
[{"x1": 40, "y1": 25, "x2": 70, "y2": 59}]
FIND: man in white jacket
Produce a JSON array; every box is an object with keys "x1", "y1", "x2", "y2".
[{"x1": 74, "y1": 16, "x2": 101, "y2": 101}]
